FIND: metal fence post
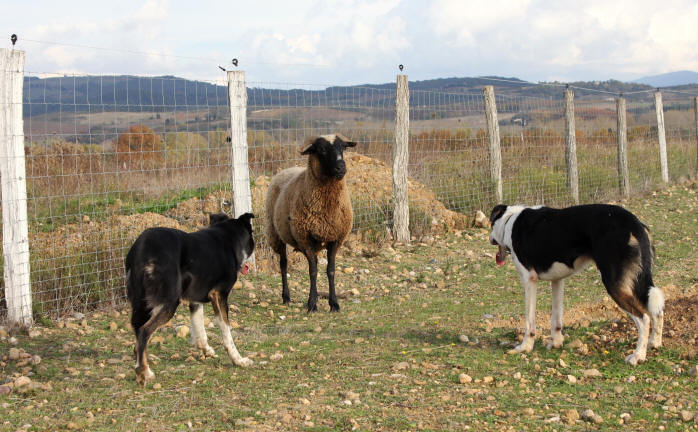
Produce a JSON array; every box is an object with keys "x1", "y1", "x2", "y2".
[
  {"x1": 564, "y1": 87, "x2": 579, "y2": 204},
  {"x1": 0, "y1": 48, "x2": 32, "y2": 326},
  {"x1": 393, "y1": 74, "x2": 410, "y2": 243},
  {"x1": 694, "y1": 97, "x2": 698, "y2": 174},
  {"x1": 227, "y1": 70, "x2": 254, "y2": 265},
  {"x1": 482, "y1": 86, "x2": 503, "y2": 203},
  {"x1": 654, "y1": 91, "x2": 669, "y2": 183},
  {"x1": 616, "y1": 96, "x2": 629, "y2": 198}
]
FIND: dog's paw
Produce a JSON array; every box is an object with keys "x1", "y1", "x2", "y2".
[
  {"x1": 135, "y1": 366, "x2": 155, "y2": 386},
  {"x1": 508, "y1": 341, "x2": 534, "y2": 354},
  {"x1": 546, "y1": 336, "x2": 564, "y2": 350},
  {"x1": 625, "y1": 352, "x2": 645, "y2": 366},
  {"x1": 234, "y1": 357, "x2": 254, "y2": 367},
  {"x1": 648, "y1": 337, "x2": 662, "y2": 349}
]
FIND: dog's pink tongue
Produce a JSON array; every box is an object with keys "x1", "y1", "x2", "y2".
[
  {"x1": 496, "y1": 246, "x2": 506, "y2": 266},
  {"x1": 241, "y1": 262, "x2": 250, "y2": 275}
]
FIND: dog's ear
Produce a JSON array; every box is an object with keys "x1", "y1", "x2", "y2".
[
  {"x1": 209, "y1": 213, "x2": 229, "y2": 225},
  {"x1": 237, "y1": 212, "x2": 255, "y2": 227},
  {"x1": 489, "y1": 205, "x2": 508, "y2": 224}
]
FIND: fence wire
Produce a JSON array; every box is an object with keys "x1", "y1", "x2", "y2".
[{"x1": 0, "y1": 72, "x2": 697, "y2": 321}]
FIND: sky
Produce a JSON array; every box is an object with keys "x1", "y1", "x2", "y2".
[{"x1": 2, "y1": 0, "x2": 698, "y2": 86}]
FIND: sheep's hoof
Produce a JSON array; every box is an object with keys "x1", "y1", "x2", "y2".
[
  {"x1": 282, "y1": 295, "x2": 290, "y2": 305},
  {"x1": 329, "y1": 303, "x2": 340, "y2": 312}
]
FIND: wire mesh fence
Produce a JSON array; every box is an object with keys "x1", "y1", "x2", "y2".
[
  {"x1": 1, "y1": 64, "x2": 697, "y2": 322},
  {"x1": 19, "y1": 74, "x2": 233, "y2": 317}
]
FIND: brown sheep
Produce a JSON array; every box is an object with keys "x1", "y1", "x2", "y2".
[{"x1": 265, "y1": 134, "x2": 356, "y2": 312}]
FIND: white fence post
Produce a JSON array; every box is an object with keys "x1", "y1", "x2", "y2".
[
  {"x1": 654, "y1": 91, "x2": 669, "y2": 183},
  {"x1": 0, "y1": 49, "x2": 32, "y2": 326},
  {"x1": 482, "y1": 86, "x2": 503, "y2": 203},
  {"x1": 564, "y1": 87, "x2": 579, "y2": 204},
  {"x1": 227, "y1": 70, "x2": 254, "y2": 265},
  {"x1": 393, "y1": 74, "x2": 410, "y2": 243},
  {"x1": 616, "y1": 96, "x2": 629, "y2": 199}
]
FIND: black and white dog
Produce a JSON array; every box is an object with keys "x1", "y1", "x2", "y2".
[
  {"x1": 126, "y1": 212, "x2": 255, "y2": 385},
  {"x1": 489, "y1": 204, "x2": 665, "y2": 365}
]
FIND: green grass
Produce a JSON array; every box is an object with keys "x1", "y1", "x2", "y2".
[{"x1": 1, "y1": 181, "x2": 697, "y2": 431}]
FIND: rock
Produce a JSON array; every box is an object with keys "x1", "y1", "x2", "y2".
[
  {"x1": 625, "y1": 375, "x2": 636, "y2": 383},
  {"x1": 567, "y1": 375, "x2": 577, "y2": 384},
  {"x1": 299, "y1": 398, "x2": 311, "y2": 405},
  {"x1": 458, "y1": 373, "x2": 472, "y2": 384},
  {"x1": 270, "y1": 353, "x2": 283, "y2": 362},
  {"x1": 153, "y1": 383, "x2": 162, "y2": 390},
  {"x1": 9, "y1": 348, "x2": 20, "y2": 360},
  {"x1": 569, "y1": 338, "x2": 583, "y2": 349},
  {"x1": 0, "y1": 326, "x2": 8, "y2": 338},
  {"x1": 344, "y1": 391, "x2": 360, "y2": 401},
  {"x1": 482, "y1": 376, "x2": 494, "y2": 384},
  {"x1": 343, "y1": 267, "x2": 354, "y2": 274},
  {"x1": 8, "y1": 336, "x2": 17, "y2": 345},
  {"x1": 313, "y1": 326, "x2": 322, "y2": 333},
  {"x1": 350, "y1": 288, "x2": 360, "y2": 296},
  {"x1": 109, "y1": 322, "x2": 118, "y2": 331},
  {"x1": 582, "y1": 409, "x2": 603, "y2": 424},
  {"x1": 394, "y1": 362, "x2": 410, "y2": 371},
  {"x1": 243, "y1": 280, "x2": 254, "y2": 290},
  {"x1": 559, "y1": 358, "x2": 568, "y2": 368},
  {"x1": 0, "y1": 385, "x2": 11, "y2": 395},
  {"x1": 688, "y1": 365, "x2": 697, "y2": 377},
  {"x1": 513, "y1": 372, "x2": 522, "y2": 380},
  {"x1": 613, "y1": 385, "x2": 624, "y2": 394},
  {"x1": 14, "y1": 376, "x2": 31, "y2": 388},
  {"x1": 474, "y1": 210, "x2": 490, "y2": 228},
  {"x1": 30, "y1": 355, "x2": 41, "y2": 365},
  {"x1": 176, "y1": 325, "x2": 190, "y2": 339},
  {"x1": 564, "y1": 409, "x2": 580, "y2": 425},
  {"x1": 680, "y1": 411, "x2": 694, "y2": 422},
  {"x1": 523, "y1": 407, "x2": 535, "y2": 416},
  {"x1": 582, "y1": 368, "x2": 602, "y2": 378},
  {"x1": 458, "y1": 334, "x2": 469, "y2": 343},
  {"x1": 27, "y1": 329, "x2": 41, "y2": 338},
  {"x1": 73, "y1": 312, "x2": 85, "y2": 320},
  {"x1": 67, "y1": 421, "x2": 79, "y2": 429}
]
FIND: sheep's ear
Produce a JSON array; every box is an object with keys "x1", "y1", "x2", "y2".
[
  {"x1": 300, "y1": 137, "x2": 317, "y2": 155},
  {"x1": 335, "y1": 133, "x2": 357, "y2": 148}
]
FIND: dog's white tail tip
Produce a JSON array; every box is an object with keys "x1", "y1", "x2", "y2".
[{"x1": 647, "y1": 286, "x2": 665, "y2": 317}]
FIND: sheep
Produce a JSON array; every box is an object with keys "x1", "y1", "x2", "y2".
[{"x1": 265, "y1": 134, "x2": 356, "y2": 312}]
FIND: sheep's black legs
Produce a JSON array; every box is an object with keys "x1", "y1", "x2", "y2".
[
  {"x1": 305, "y1": 251, "x2": 319, "y2": 312},
  {"x1": 280, "y1": 248, "x2": 290, "y2": 304},
  {"x1": 326, "y1": 241, "x2": 340, "y2": 312}
]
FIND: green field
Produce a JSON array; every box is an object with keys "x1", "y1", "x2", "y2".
[{"x1": 1, "y1": 181, "x2": 697, "y2": 431}]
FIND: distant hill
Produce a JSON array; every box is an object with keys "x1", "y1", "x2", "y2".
[
  {"x1": 633, "y1": 71, "x2": 698, "y2": 87},
  {"x1": 23, "y1": 74, "x2": 695, "y2": 116}
]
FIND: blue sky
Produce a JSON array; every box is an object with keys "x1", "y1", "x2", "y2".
[{"x1": 2, "y1": 0, "x2": 698, "y2": 85}]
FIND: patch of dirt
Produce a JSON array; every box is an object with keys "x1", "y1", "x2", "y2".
[
  {"x1": 598, "y1": 294, "x2": 698, "y2": 355},
  {"x1": 488, "y1": 283, "x2": 698, "y2": 354}
]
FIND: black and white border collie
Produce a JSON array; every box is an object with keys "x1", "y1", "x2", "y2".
[
  {"x1": 126, "y1": 212, "x2": 255, "y2": 385},
  {"x1": 488, "y1": 204, "x2": 665, "y2": 365}
]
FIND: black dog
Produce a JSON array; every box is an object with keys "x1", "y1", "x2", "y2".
[
  {"x1": 489, "y1": 204, "x2": 664, "y2": 365},
  {"x1": 126, "y1": 212, "x2": 255, "y2": 385}
]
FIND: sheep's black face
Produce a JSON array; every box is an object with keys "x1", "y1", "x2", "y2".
[{"x1": 301, "y1": 134, "x2": 357, "y2": 180}]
